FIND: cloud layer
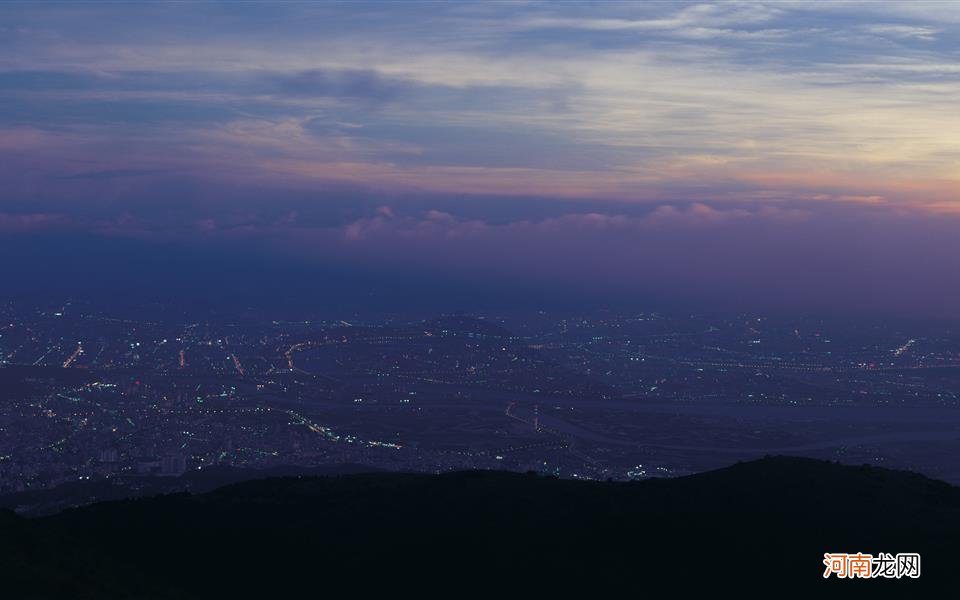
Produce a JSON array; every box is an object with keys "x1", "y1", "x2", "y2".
[{"x1": 1, "y1": 2, "x2": 959, "y2": 315}]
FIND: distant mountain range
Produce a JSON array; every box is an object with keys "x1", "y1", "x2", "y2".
[{"x1": 3, "y1": 456, "x2": 956, "y2": 597}]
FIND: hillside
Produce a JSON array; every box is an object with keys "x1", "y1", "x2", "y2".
[{"x1": 2, "y1": 456, "x2": 957, "y2": 598}]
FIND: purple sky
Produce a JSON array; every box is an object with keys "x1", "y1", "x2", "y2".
[{"x1": 2, "y1": 2, "x2": 960, "y2": 315}]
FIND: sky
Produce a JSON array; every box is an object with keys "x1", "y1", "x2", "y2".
[{"x1": 2, "y1": 1, "x2": 959, "y2": 316}]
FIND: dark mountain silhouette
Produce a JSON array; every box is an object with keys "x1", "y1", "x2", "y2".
[
  {"x1": 2, "y1": 456, "x2": 956, "y2": 598},
  {"x1": 0, "y1": 464, "x2": 383, "y2": 517}
]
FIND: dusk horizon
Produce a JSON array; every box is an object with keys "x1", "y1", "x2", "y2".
[{"x1": 3, "y1": 1, "x2": 960, "y2": 318}]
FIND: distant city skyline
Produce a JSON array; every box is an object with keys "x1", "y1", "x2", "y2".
[{"x1": 4, "y1": 302, "x2": 960, "y2": 510}]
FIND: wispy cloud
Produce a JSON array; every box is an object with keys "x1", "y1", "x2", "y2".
[{"x1": 1, "y1": 2, "x2": 959, "y2": 241}]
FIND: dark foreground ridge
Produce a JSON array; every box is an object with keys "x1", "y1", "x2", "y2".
[{"x1": 3, "y1": 456, "x2": 958, "y2": 598}]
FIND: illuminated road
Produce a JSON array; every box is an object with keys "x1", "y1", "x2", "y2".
[
  {"x1": 285, "y1": 343, "x2": 308, "y2": 370},
  {"x1": 62, "y1": 343, "x2": 83, "y2": 368},
  {"x1": 231, "y1": 354, "x2": 245, "y2": 377}
]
